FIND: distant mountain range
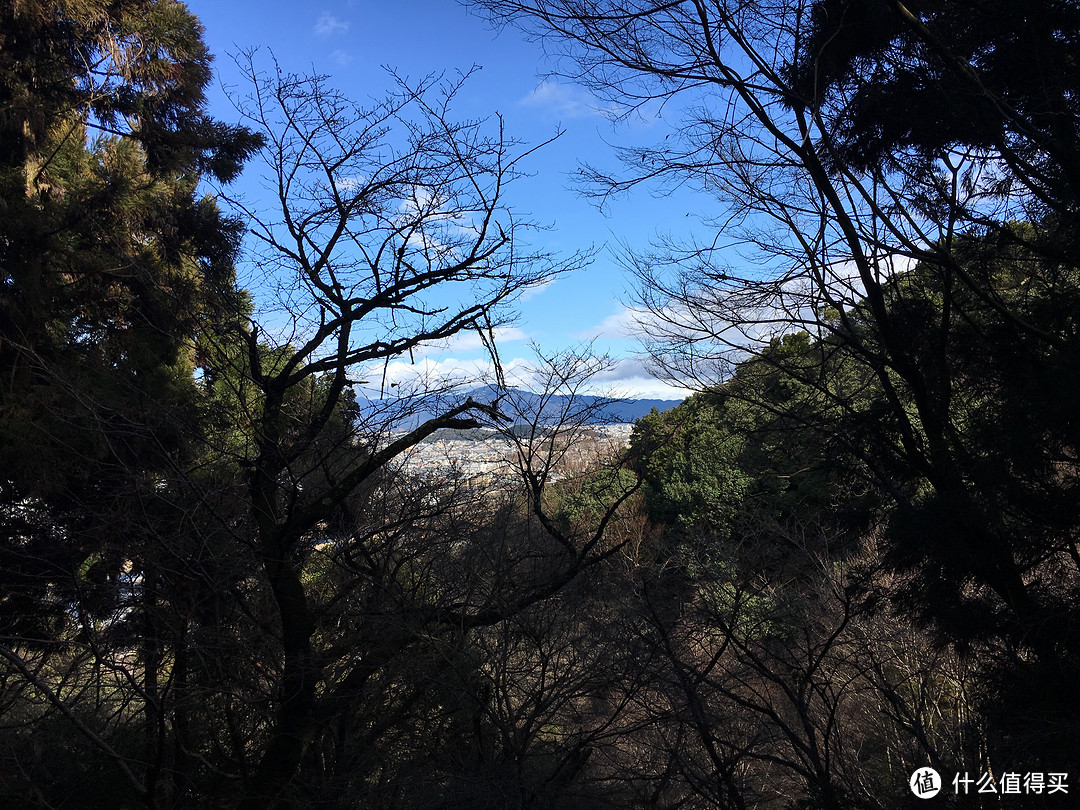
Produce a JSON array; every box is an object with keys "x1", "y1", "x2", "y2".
[
  {"x1": 467, "y1": 385, "x2": 683, "y2": 425},
  {"x1": 356, "y1": 385, "x2": 682, "y2": 429}
]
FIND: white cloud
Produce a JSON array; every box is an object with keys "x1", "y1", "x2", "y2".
[
  {"x1": 355, "y1": 356, "x2": 532, "y2": 399},
  {"x1": 329, "y1": 174, "x2": 367, "y2": 194},
  {"x1": 393, "y1": 183, "x2": 483, "y2": 256},
  {"x1": 519, "y1": 80, "x2": 619, "y2": 120},
  {"x1": 584, "y1": 356, "x2": 691, "y2": 400},
  {"x1": 314, "y1": 12, "x2": 349, "y2": 36},
  {"x1": 518, "y1": 279, "x2": 554, "y2": 302},
  {"x1": 422, "y1": 326, "x2": 529, "y2": 356},
  {"x1": 574, "y1": 306, "x2": 651, "y2": 340},
  {"x1": 355, "y1": 352, "x2": 687, "y2": 402},
  {"x1": 330, "y1": 50, "x2": 353, "y2": 66}
]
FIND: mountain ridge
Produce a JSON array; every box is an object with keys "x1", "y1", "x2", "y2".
[{"x1": 356, "y1": 385, "x2": 683, "y2": 428}]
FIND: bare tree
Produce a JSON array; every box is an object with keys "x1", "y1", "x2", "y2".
[{"x1": 193, "y1": 55, "x2": 602, "y2": 806}]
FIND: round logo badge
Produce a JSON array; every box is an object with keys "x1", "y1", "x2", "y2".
[{"x1": 910, "y1": 767, "x2": 942, "y2": 798}]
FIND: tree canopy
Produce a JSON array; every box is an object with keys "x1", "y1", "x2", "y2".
[{"x1": 474, "y1": 0, "x2": 1080, "y2": 774}]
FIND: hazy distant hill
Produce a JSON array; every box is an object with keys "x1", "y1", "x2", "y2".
[
  {"x1": 466, "y1": 385, "x2": 681, "y2": 424},
  {"x1": 356, "y1": 386, "x2": 682, "y2": 429}
]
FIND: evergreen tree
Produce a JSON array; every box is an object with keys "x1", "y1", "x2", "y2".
[{"x1": 0, "y1": 3, "x2": 260, "y2": 806}]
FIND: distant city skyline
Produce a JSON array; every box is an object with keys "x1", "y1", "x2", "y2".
[{"x1": 186, "y1": 0, "x2": 712, "y2": 399}]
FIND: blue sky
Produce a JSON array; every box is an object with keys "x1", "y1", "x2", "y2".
[{"x1": 188, "y1": 0, "x2": 704, "y2": 400}]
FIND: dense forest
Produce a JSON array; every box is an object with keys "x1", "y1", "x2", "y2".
[{"x1": 2, "y1": 1, "x2": 1078, "y2": 808}]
